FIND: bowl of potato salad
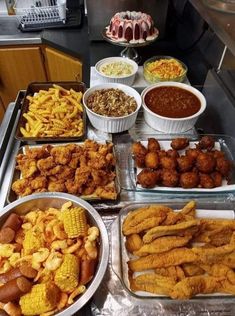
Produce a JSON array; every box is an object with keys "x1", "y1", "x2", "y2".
[
  {"x1": 0, "y1": 192, "x2": 109, "y2": 315},
  {"x1": 95, "y1": 57, "x2": 138, "y2": 85}
]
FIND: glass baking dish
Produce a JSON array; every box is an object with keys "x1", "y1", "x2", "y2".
[
  {"x1": 7, "y1": 141, "x2": 120, "y2": 203},
  {"x1": 118, "y1": 134, "x2": 235, "y2": 195},
  {"x1": 15, "y1": 81, "x2": 86, "y2": 142},
  {"x1": 111, "y1": 198, "x2": 235, "y2": 300}
]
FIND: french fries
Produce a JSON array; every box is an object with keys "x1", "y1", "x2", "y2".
[{"x1": 20, "y1": 84, "x2": 84, "y2": 138}]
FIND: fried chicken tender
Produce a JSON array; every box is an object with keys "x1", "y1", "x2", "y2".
[
  {"x1": 155, "y1": 266, "x2": 185, "y2": 282},
  {"x1": 125, "y1": 234, "x2": 143, "y2": 253},
  {"x1": 24, "y1": 146, "x2": 50, "y2": 159},
  {"x1": 171, "y1": 138, "x2": 189, "y2": 150},
  {"x1": 133, "y1": 235, "x2": 191, "y2": 257},
  {"x1": 147, "y1": 138, "x2": 160, "y2": 152},
  {"x1": 11, "y1": 178, "x2": 33, "y2": 196},
  {"x1": 130, "y1": 273, "x2": 176, "y2": 296},
  {"x1": 37, "y1": 156, "x2": 55, "y2": 171},
  {"x1": 31, "y1": 176, "x2": 47, "y2": 190},
  {"x1": 48, "y1": 180, "x2": 66, "y2": 192},
  {"x1": 143, "y1": 220, "x2": 199, "y2": 243},
  {"x1": 128, "y1": 248, "x2": 198, "y2": 272},
  {"x1": 50, "y1": 146, "x2": 72, "y2": 165},
  {"x1": 16, "y1": 156, "x2": 38, "y2": 178},
  {"x1": 122, "y1": 205, "x2": 171, "y2": 236},
  {"x1": 171, "y1": 276, "x2": 222, "y2": 299}
]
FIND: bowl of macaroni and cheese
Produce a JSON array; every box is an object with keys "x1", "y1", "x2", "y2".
[
  {"x1": 143, "y1": 56, "x2": 188, "y2": 83},
  {"x1": 95, "y1": 57, "x2": 138, "y2": 85}
]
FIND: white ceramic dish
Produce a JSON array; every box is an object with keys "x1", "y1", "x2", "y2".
[
  {"x1": 141, "y1": 82, "x2": 207, "y2": 133},
  {"x1": 94, "y1": 57, "x2": 138, "y2": 86},
  {"x1": 83, "y1": 83, "x2": 141, "y2": 133}
]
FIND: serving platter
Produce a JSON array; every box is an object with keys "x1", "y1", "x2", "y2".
[
  {"x1": 120, "y1": 134, "x2": 235, "y2": 194},
  {"x1": 7, "y1": 141, "x2": 120, "y2": 203},
  {"x1": 111, "y1": 200, "x2": 235, "y2": 299}
]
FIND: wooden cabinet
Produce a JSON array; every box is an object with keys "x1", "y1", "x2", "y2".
[
  {"x1": 0, "y1": 46, "x2": 47, "y2": 108},
  {"x1": 0, "y1": 45, "x2": 83, "y2": 122},
  {"x1": 44, "y1": 47, "x2": 82, "y2": 82}
]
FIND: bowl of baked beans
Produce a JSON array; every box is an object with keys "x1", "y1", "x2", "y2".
[
  {"x1": 83, "y1": 83, "x2": 141, "y2": 133},
  {"x1": 141, "y1": 82, "x2": 206, "y2": 133}
]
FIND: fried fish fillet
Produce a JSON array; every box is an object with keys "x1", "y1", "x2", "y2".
[
  {"x1": 133, "y1": 235, "x2": 191, "y2": 257},
  {"x1": 220, "y1": 280, "x2": 235, "y2": 295},
  {"x1": 143, "y1": 220, "x2": 199, "y2": 243},
  {"x1": 171, "y1": 275, "x2": 223, "y2": 299},
  {"x1": 181, "y1": 263, "x2": 205, "y2": 277},
  {"x1": 200, "y1": 219, "x2": 235, "y2": 232},
  {"x1": 130, "y1": 273, "x2": 176, "y2": 296},
  {"x1": 201, "y1": 263, "x2": 235, "y2": 285},
  {"x1": 155, "y1": 266, "x2": 185, "y2": 282},
  {"x1": 192, "y1": 244, "x2": 235, "y2": 264},
  {"x1": 128, "y1": 248, "x2": 198, "y2": 272},
  {"x1": 194, "y1": 226, "x2": 233, "y2": 245},
  {"x1": 122, "y1": 205, "x2": 172, "y2": 236},
  {"x1": 180, "y1": 200, "x2": 196, "y2": 216},
  {"x1": 125, "y1": 234, "x2": 143, "y2": 253}
]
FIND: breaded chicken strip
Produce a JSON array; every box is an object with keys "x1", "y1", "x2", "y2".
[
  {"x1": 133, "y1": 235, "x2": 191, "y2": 257},
  {"x1": 122, "y1": 205, "x2": 172, "y2": 236},
  {"x1": 171, "y1": 275, "x2": 222, "y2": 299},
  {"x1": 128, "y1": 248, "x2": 198, "y2": 272},
  {"x1": 130, "y1": 273, "x2": 176, "y2": 296},
  {"x1": 143, "y1": 220, "x2": 199, "y2": 243}
]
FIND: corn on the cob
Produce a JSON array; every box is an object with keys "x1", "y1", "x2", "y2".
[
  {"x1": 62, "y1": 207, "x2": 87, "y2": 238},
  {"x1": 22, "y1": 229, "x2": 45, "y2": 255},
  {"x1": 19, "y1": 282, "x2": 60, "y2": 315},
  {"x1": 54, "y1": 254, "x2": 79, "y2": 292}
]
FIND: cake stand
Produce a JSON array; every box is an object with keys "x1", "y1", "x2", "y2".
[{"x1": 102, "y1": 28, "x2": 159, "y2": 64}]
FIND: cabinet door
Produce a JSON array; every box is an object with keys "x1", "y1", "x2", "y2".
[
  {"x1": 0, "y1": 46, "x2": 47, "y2": 108},
  {"x1": 44, "y1": 47, "x2": 82, "y2": 82}
]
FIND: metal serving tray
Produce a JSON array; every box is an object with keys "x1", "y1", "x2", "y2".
[
  {"x1": 111, "y1": 200, "x2": 235, "y2": 300},
  {"x1": 15, "y1": 81, "x2": 86, "y2": 142},
  {"x1": 7, "y1": 142, "x2": 120, "y2": 203},
  {"x1": 118, "y1": 134, "x2": 235, "y2": 195}
]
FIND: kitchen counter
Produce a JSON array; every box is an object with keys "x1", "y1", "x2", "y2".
[{"x1": 190, "y1": 0, "x2": 235, "y2": 55}]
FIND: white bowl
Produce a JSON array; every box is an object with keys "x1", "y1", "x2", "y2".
[
  {"x1": 141, "y1": 82, "x2": 207, "y2": 133},
  {"x1": 83, "y1": 83, "x2": 141, "y2": 133},
  {"x1": 94, "y1": 57, "x2": 138, "y2": 86}
]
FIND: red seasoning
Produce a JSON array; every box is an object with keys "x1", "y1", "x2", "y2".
[{"x1": 144, "y1": 86, "x2": 201, "y2": 118}]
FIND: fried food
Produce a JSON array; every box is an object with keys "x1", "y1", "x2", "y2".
[
  {"x1": 137, "y1": 169, "x2": 159, "y2": 188},
  {"x1": 161, "y1": 169, "x2": 179, "y2": 187},
  {"x1": 171, "y1": 138, "x2": 189, "y2": 150},
  {"x1": 130, "y1": 273, "x2": 176, "y2": 296},
  {"x1": 147, "y1": 138, "x2": 160, "y2": 152},
  {"x1": 179, "y1": 172, "x2": 199, "y2": 188},
  {"x1": 200, "y1": 264, "x2": 235, "y2": 285},
  {"x1": 12, "y1": 141, "x2": 117, "y2": 200},
  {"x1": 20, "y1": 84, "x2": 84, "y2": 138},
  {"x1": 145, "y1": 152, "x2": 159, "y2": 169},
  {"x1": 122, "y1": 205, "x2": 171, "y2": 236},
  {"x1": 171, "y1": 275, "x2": 222, "y2": 299},
  {"x1": 181, "y1": 263, "x2": 204, "y2": 277},
  {"x1": 155, "y1": 266, "x2": 185, "y2": 282},
  {"x1": 133, "y1": 235, "x2": 191, "y2": 257},
  {"x1": 197, "y1": 135, "x2": 215, "y2": 150},
  {"x1": 192, "y1": 244, "x2": 235, "y2": 264},
  {"x1": 125, "y1": 234, "x2": 143, "y2": 253},
  {"x1": 134, "y1": 136, "x2": 232, "y2": 190},
  {"x1": 128, "y1": 248, "x2": 198, "y2": 272},
  {"x1": 196, "y1": 152, "x2": 216, "y2": 173},
  {"x1": 143, "y1": 220, "x2": 199, "y2": 243}
]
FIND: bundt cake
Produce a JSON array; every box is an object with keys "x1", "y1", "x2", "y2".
[{"x1": 106, "y1": 11, "x2": 158, "y2": 44}]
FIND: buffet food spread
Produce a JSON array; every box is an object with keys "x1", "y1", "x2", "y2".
[{"x1": 0, "y1": 10, "x2": 235, "y2": 316}]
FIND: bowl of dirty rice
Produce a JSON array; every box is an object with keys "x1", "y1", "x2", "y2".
[{"x1": 83, "y1": 83, "x2": 141, "y2": 133}]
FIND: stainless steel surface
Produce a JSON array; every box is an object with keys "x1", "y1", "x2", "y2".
[
  {"x1": 0, "y1": 16, "x2": 41, "y2": 45},
  {"x1": 190, "y1": 0, "x2": 235, "y2": 55},
  {"x1": 0, "y1": 192, "x2": 109, "y2": 316}
]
